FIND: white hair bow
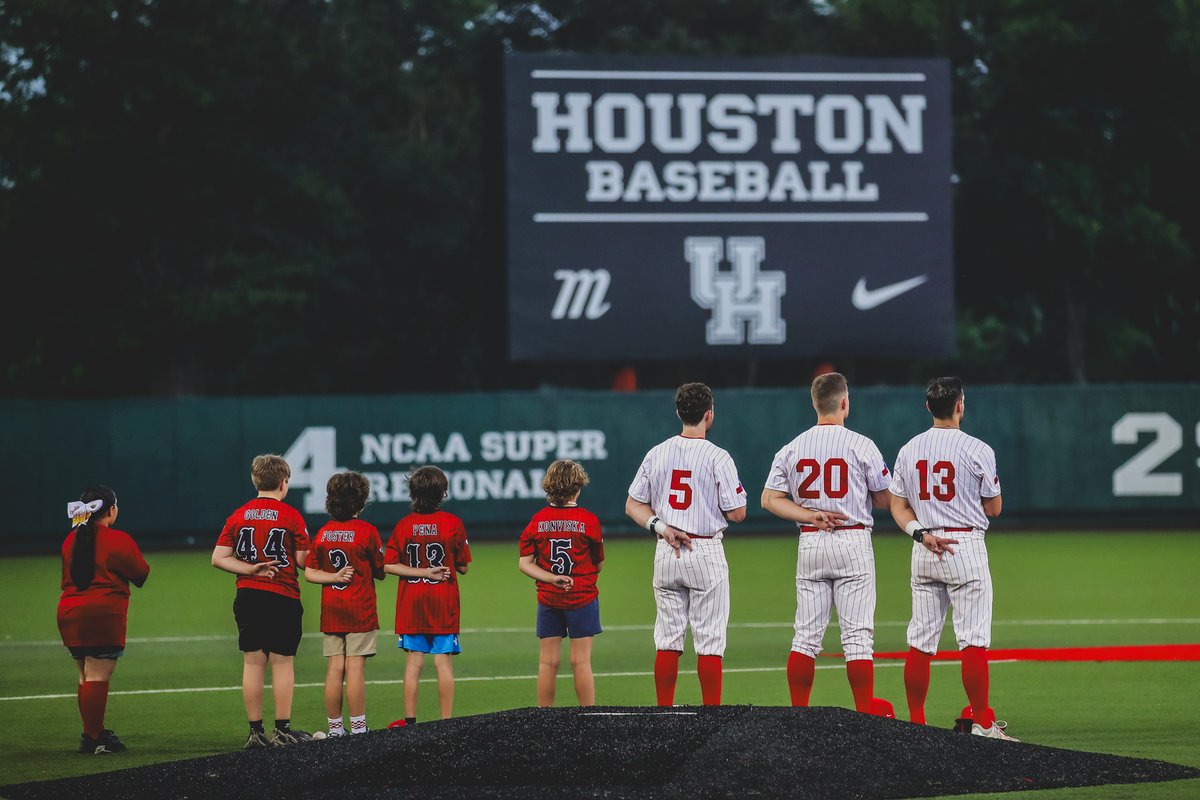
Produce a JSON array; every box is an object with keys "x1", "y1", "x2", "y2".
[{"x1": 68, "y1": 499, "x2": 104, "y2": 526}]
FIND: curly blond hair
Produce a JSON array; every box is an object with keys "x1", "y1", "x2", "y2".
[{"x1": 542, "y1": 459, "x2": 589, "y2": 506}]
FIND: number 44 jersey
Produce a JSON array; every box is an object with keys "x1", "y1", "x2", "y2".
[
  {"x1": 386, "y1": 511, "x2": 473, "y2": 635},
  {"x1": 217, "y1": 497, "x2": 312, "y2": 600},
  {"x1": 519, "y1": 505, "x2": 605, "y2": 609}
]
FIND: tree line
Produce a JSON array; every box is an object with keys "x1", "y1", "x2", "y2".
[{"x1": 2, "y1": 0, "x2": 1197, "y2": 398}]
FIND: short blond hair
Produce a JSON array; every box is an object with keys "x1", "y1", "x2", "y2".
[
  {"x1": 542, "y1": 459, "x2": 589, "y2": 506},
  {"x1": 811, "y1": 372, "x2": 848, "y2": 415},
  {"x1": 251, "y1": 454, "x2": 291, "y2": 491}
]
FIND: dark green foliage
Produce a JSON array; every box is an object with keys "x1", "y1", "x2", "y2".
[{"x1": 2, "y1": 0, "x2": 1197, "y2": 396}]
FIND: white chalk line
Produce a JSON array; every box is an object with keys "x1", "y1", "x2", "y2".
[
  {"x1": 3, "y1": 618, "x2": 1195, "y2": 648},
  {"x1": 0, "y1": 660, "x2": 1021, "y2": 703}
]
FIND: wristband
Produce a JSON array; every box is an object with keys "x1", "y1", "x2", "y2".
[
  {"x1": 646, "y1": 516, "x2": 668, "y2": 536},
  {"x1": 905, "y1": 519, "x2": 926, "y2": 542}
]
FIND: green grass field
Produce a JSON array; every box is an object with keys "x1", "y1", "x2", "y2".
[{"x1": 2, "y1": 531, "x2": 1198, "y2": 799}]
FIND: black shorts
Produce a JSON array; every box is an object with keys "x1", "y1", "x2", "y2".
[
  {"x1": 233, "y1": 588, "x2": 303, "y2": 656},
  {"x1": 67, "y1": 645, "x2": 124, "y2": 660}
]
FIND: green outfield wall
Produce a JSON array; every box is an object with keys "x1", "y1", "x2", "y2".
[{"x1": 2, "y1": 385, "x2": 1197, "y2": 551}]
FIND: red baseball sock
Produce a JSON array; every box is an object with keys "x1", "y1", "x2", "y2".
[
  {"x1": 696, "y1": 655, "x2": 722, "y2": 705},
  {"x1": 960, "y1": 646, "x2": 995, "y2": 727},
  {"x1": 654, "y1": 650, "x2": 681, "y2": 706},
  {"x1": 904, "y1": 647, "x2": 932, "y2": 724},
  {"x1": 845, "y1": 659, "x2": 874, "y2": 712},
  {"x1": 78, "y1": 680, "x2": 109, "y2": 738},
  {"x1": 786, "y1": 651, "x2": 815, "y2": 707}
]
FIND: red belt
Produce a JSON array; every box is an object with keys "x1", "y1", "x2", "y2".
[
  {"x1": 686, "y1": 533, "x2": 717, "y2": 539},
  {"x1": 799, "y1": 524, "x2": 866, "y2": 533},
  {"x1": 942, "y1": 527, "x2": 974, "y2": 532}
]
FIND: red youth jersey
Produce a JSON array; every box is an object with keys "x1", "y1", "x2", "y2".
[
  {"x1": 386, "y1": 510, "x2": 471, "y2": 635},
  {"x1": 519, "y1": 505, "x2": 604, "y2": 609},
  {"x1": 216, "y1": 497, "x2": 311, "y2": 600},
  {"x1": 57, "y1": 526, "x2": 150, "y2": 648},
  {"x1": 310, "y1": 518, "x2": 385, "y2": 633}
]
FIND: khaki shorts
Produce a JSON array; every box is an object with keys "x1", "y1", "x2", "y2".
[{"x1": 323, "y1": 630, "x2": 378, "y2": 658}]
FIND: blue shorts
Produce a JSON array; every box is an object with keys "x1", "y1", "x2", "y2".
[
  {"x1": 536, "y1": 598, "x2": 602, "y2": 639},
  {"x1": 399, "y1": 634, "x2": 461, "y2": 655}
]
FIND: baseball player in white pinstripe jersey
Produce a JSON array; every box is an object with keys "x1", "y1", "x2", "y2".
[
  {"x1": 624, "y1": 382, "x2": 748, "y2": 706},
  {"x1": 761, "y1": 372, "x2": 896, "y2": 717},
  {"x1": 889, "y1": 376, "x2": 1017, "y2": 741}
]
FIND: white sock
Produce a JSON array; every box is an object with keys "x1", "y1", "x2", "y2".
[
  {"x1": 328, "y1": 717, "x2": 345, "y2": 736},
  {"x1": 350, "y1": 714, "x2": 367, "y2": 734}
]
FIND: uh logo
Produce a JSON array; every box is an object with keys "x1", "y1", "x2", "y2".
[{"x1": 686, "y1": 236, "x2": 787, "y2": 345}]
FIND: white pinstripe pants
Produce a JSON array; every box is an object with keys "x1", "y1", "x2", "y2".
[
  {"x1": 791, "y1": 530, "x2": 876, "y2": 661},
  {"x1": 652, "y1": 538, "x2": 729, "y2": 657},
  {"x1": 907, "y1": 533, "x2": 993, "y2": 653}
]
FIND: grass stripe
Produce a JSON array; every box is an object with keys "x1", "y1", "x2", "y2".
[
  {"x1": 3, "y1": 618, "x2": 1196, "y2": 648},
  {"x1": 0, "y1": 660, "x2": 1000, "y2": 703}
]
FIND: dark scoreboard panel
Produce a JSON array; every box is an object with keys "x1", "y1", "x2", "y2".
[{"x1": 505, "y1": 53, "x2": 954, "y2": 361}]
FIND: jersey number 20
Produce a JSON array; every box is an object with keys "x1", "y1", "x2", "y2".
[{"x1": 794, "y1": 458, "x2": 849, "y2": 499}]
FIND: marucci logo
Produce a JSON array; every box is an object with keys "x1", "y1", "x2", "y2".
[
  {"x1": 687, "y1": 237, "x2": 786, "y2": 345},
  {"x1": 551, "y1": 269, "x2": 612, "y2": 319}
]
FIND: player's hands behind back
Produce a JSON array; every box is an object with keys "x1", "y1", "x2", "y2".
[
  {"x1": 424, "y1": 566, "x2": 452, "y2": 582},
  {"x1": 807, "y1": 510, "x2": 850, "y2": 531},
  {"x1": 660, "y1": 525, "x2": 693, "y2": 558},
  {"x1": 249, "y1": 560, "x2": 281, "y2": 578},
  {"x1": 920, "y1": 531, "x2": 958, "y2": 559}
]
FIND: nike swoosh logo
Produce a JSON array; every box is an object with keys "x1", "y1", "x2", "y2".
[{"x1": 851, "y1": 275, "x2": 929, "y2": 310}]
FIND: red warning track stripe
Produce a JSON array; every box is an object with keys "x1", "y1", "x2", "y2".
[{"x1": 870, "y1": 644, "x2": 1200, "y2": 662}]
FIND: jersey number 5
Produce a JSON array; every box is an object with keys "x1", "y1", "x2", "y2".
[
  {"x1": 916, "y1": 459, "x2": 956, "y2": 501},
  {"x1": 669, "y1": 469, "x2": 693, "y2": 510},
  {"x1": 548, "y1": 538, "x2": 574, "y2": 575}
]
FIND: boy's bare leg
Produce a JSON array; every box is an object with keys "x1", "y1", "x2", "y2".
[
  {"x1": 537, "y1": 637, "x2": 562, "y2": 707},
  {"x1": 324, "y1": 654, "x2": 346, "y2": 719},
  {"x1": 569, "y1": 637, "x2": 595, "y2": 706},
  {"x1": 434, "y1": 653, "x2": 455, "y2": 719},
  {"x1": 404, "y1": 652, "x2": 424, "y2": 720},
  {"x1": 242, "y1": 651, "x2": 267, "y2": 721},
  {"x1": 346, "y1": 655, "x2": 367, "y2": 718},
  {"x1": 269, "y1": 654, "x2": 295, "y2": 721}
]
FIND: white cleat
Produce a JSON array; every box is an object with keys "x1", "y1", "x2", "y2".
[{"x1": 972, "y1": 720, "x2": 1020, "y2": 742}]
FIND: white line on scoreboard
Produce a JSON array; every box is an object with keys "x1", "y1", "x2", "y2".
[
  {"x1": 530, "y1": 70, "x2": 927, "y2": 83},
  {"x1": 532, "y1": 212, "x2": 930, "y2": 223}
]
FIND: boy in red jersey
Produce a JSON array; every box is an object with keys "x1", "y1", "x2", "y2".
[
  {"x1": 518, "y1": 460, "x2": 604, "y2": 707},
  {"x1": 57, "y1": 486, "x2": 150, "y2": 754},
  {"x1": 385, "y1": 466, "x2": 471, "y2": 724},
  {"x1": 305, "y1": 472, "x2": 385, "y2": 737},
  {"x1": 211, "y1": 453, "x2": 313, "y2": 749}
]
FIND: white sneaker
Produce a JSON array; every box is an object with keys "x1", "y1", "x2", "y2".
[{"x1": 972, "y1": 720, "x2": 1020, "y2": 742}]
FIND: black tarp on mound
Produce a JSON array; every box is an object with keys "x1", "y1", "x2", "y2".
[{"x1": 3, "y1": 706, "x2": 1198, "y2": 800}]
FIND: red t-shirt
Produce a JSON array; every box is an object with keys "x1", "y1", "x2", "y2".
[
  {"x1": 519, "y1": 505, "x2": 604, "y2": 609},
  {"x1": 57, "y1": 526, "x2": 150, "y2": 648},
  {"x1": 216, "y1": 497, "x2": 311, "y2": 600},
  {"x1": 386, "y1": 511, "x2": 472, "y2": 635},
  {"x1": 309, "y1": 518, "x2": 385, "y2": 633}
]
